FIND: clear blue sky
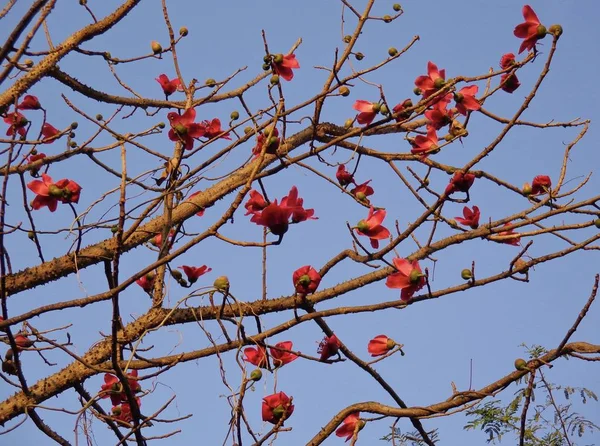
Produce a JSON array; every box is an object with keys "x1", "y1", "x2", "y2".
[{"x1": 1, "y1": 1, "x2": 599, "y2": 444}]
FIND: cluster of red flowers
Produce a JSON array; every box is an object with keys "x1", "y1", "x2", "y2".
[
  {"x1": 100, "y1": 370, "x2": 142, "y2": 424},
  {"x1": 3, "y1": 95, "x2": 59, "y2": 143},
  {"x1": 166, "y1": 108, "x2": 230, "y2": 151},
  {"x1": 335, "y1": 165, "x2": 379, "y2": 205},
  {"x1": 244, "y1": 186, "x2": 316, "y2": 237}
]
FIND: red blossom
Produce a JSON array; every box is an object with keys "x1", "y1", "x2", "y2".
[
  {"x1": 496, "y1": 223, "x2": 521, "y2": 246},
  {"x1": 514, "y1": 5, "x2": 546, "y2": 54},
  {"x1": 270, "y1": 341, "x2": 299, "y2": 367},
  {"x1": 27, "y1": 173, "x2": 82, "y2": 212},
  {"x1": 500, "y1": 73, "x2": 521, "y2": 93},
  {"x1": 151, "y1": 230, "x2": 174, "y2": 248},
  {"x1": 4, "y1": 112, "x2": 28, "y2": 137},
  {"x1": 14, "y1": 334, "x2": 34, "y2": 351},
  {"x1": 244, "y1": 345, "x2": 268, "y2": 368},
  {"x1": 355, "y1": 207, "x2": 391, "y2": 249},
  {"x1": 500, "y1": 53, "x2": 517, "y2": 69},
  {"x1": 244, "y1": 190, "x2": 268, "y2": 216},
  {"x1": 335, "y1": 412, "x2": 363, "y2": 442},
  {"x1": 156, "y1": 74, "x2": 182, "y2": 96},
  {"x1": 454, "y1": 85, "x2": 480, "y2": 116},
  {"x1": 411, "y1": 126, "x2": 439, "y2": 157},
  {"x1": 41, "y1": 123, "x2": 59, "y2": 143},
  {"x1": 530, "y1": 175, "x2": 552, "y2": 195},
  {"x1": 414, "y1": 61, "x2": 446, "y2": 98},
  {"x1": 336, "y1": 165, "x2": 355, "y2": 187},
  {"x1": 27, "y1": 153, "x2": 46, "y2": 164},
  {"x1": 252, "y1": 127, "x2": 280, "y2": 157},
  {"x1": 445, "y1": 171, "x2": 475, "y2": 196},
  {"x1": 353, "y1": 100, "x2": 377, "y2": 126},
  {"x1": 202, "y1": 118, "x2": 231, "y2": 140},
  {"x1": 424, "y1": 95, "x2": 453, "y2": 130},
  {"x1": 179, "y1": 265, "x2": 212, "y2": 284},
  {"x1": 136, "y1": 273, "x2": 155, "y2": 292},
  {"x1": 167, "y1": 109, "x2": 206, "y2": 150},
  {"x1": 111, "y1": 399, "x2": 141, "y2": 423},
  {"x1": 262, "y1": 392, "x2": 294, "y2": 425},
  {"x1": 392, "y1": 99, "x2": 413, "y2": 122},
  {"x1": 281, "y1": 186, "x2": 317, "y2": 223},
  {"x1": 351, "y1": 180, "x2": 374, "y2": 204},
  {"x1": 101, "y1": 370, "x2": 141, "y2": 406},
  {"x1": 250, "y1": 200, "x2": 292, "y2": 236},
  {"x1": 455, "y1": 206, "x2": 480, "y2": 229},
  {"x1": 273, "y1": 54, "x2": 300, "y2": 81},
  {"x1": 318, "y1": 334, "x2": 341, "y2": 362},
  {"x1": 187, "y1": 191, "x2": 205, "y2": 217},
  {"x1": 18, "y1": 95, "x2": 42, "y2": 110},
  {"x1": 367, "y1": 335, "x2": 396, "y2": 357},
  {"x1": 292, "y1": 265, "x2": 321, "y2": 294},
  {"x1": 386, "y1": 257, "x2": 426, "y2": 301}
]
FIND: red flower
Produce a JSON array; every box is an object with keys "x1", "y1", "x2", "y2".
[
  {"x1": 273, "y1": 54, "x2": 300, "y2": 81},
  {"x1": 179, "y1": 265, "x2": 212, "y2": 284},
  {"x1": 500, "y1": 53, "x2": 517, "y2": 69},
  {"x1": 202, "y1": 118, "x2": 231, "y2": 140},
  {"x1": 4, "y1": 112, "x2": 28, "y2": 137},
  {"x1": 513, "y1": 5, "x2": 546, "y2": 54},
  {"x1": 355, "y1": 207, "x2": 391, "y2": 249},
  {"x1": 496, "y1": 223, "x2": 521, "y2": 246},
  {"x1": 14, "y1": 334, "x2": 34, "y2": 351},
  {"x1": 136, "y1": 273, "x2": 155, "y2": 292},
  {"x1": 270, "y1": 341, "x2": 298, "y2": 367},
  {"x1": 414, "y1": 61, "x2": 446, "y2": 98},
  {"x1": 500, "y1": 73, "x2": 521, "y2": 93},
  {"x1": 386, "y1": 257, "x2": 426, "y2": 301},
  {"x1": 187, "y1": 191, "x2": 206, "y2": 217},
  {"x1": 41, "y1": 123, "x2": 59, "y2": 143},
  {"x1": 244, "y1": 345, "x2": 268, "y2": 368},
  {"x1": 252, "y1": 127, "x2": 280, "y2": 157},
  {"x1": 392, "y1": 99, "x2": 413, "y2": 122},
  {"x1": 336, "y1": 165, "x2": 355, "y2": 187},
  {"x1": 111, "y1": 399, "x2": 141, "y2": 423},
  {"x1": 167, "y1": 109, "x2": 206, "y2": 150},
  {"x1": 318, "y1": 334, "x2": 341, "y2": 362},
  {"x1": 151, "y1": 230, "x2": 174, "y2": 248},
  {"x1": 367, "y1": 335, "x2": 396, "y2": 357},
  {"x1": 530, "y1": 175, "x2": 551, "y2": 195},
  {"x1": 454, "y1": 85, "x2": 480, "y2": 116},
  {"x1": 156, "y1": 74, "x2": 182, "y2": 96},
  {"x1": 351, "y1": 180, "x2": 374, "y2": 204},
  {"x1": 18, "y1": 95, "x2": 42, "y2": 110},
  {"x1": 244, "y1": 190, "x2": 268, "y2": 215},
  {"x1": 335, "y1": 412, "x2": 363, "y2": 442},
  {"x1": 411, "y1": 126, "x2": 439, "y2": 157},
  {"x1": 455, "y1": 206, "x2": 480, "y2": 229},
  {"x1": 281, "y1": 186, "x2": 317, "y2": 223},
  {"x1": 293, "y1": 265, "x2": 321, "y2": 294},
  {"x1": 27, "y1": 153, "x2": 46, "y2": 164},
  {"x1": 353, "y1": 100, "x2": 377, "y2": 126},
  {"x1": 424, "y1": 95, "x2": 454, "y2": 130},
  {"x1": 27, "y1": 173, "x2": 82, "y2": 212},
  {"x1": 445, "y1": 171, "x2": 475, "y2": 196},
  {"x1": 101, "y1": 370, "x2": 141, "y2": 406},
  {"x1": 250, "y1": 201, "x2": 292, "y2": 236},
  {"x1": 262, "y1": 392, "x2": 294, "y2": 425}
]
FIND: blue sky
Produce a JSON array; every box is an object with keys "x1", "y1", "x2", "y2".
[{"x1": 1, "y1": 1, "x2": 599, "y2": 445}]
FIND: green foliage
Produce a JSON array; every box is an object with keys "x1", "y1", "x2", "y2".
[{"x1": 380, "y1": 427, "x2": 439, "y2": 445}]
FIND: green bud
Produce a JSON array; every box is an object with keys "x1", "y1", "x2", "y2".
[
  {"x1": 24, "y1": 59, "x2": 34, "y2": 68},
  {"x1": 273, "y1": 53, "x2": 284, "y2": 64},
  {"x1": 205, "y1": 78, "x2": 217, "y2": 88},
  {"x1": 244, "y1": 126, "x2": 253, "y2": 134},
  {"x1": 179, "y1": 26, "x2": 188, "y2": 36},
  {"x1": 110, "y1": 226, "x2": 119, "y2": 234},
  {"x1": 27, "y1": 231, "x2": 35, "y2": 240},
  {"x1": 339, "y1": 86, "x2": 350, "y2": 97},
  {"x1": 69, "y1": 132, "x2": 76, "y2": 138},
  {"x1": 214, "y1": 276, "x2": 230, "y2": 292},
  {"x1": 230, "y1": 111, "x2": 240, "y2": 121},
  {"x1": 548, "y1": 24, "x2": 563, "y2": 37},
  {"x1": 383, "y1": 15, "x2": 392, "y2": 23},
  {"x1": 461, "y1": 269, "x2": 472, "y2": 280},
  {"x1": 393, "y1": 3, "x2": 402, "y2": 11},
  {"x1": 371, "y1": 103, "x2": 381, "y2": 113},
  {"x1": 514, "y1": 358, "x2": 528, "y2": 371},
  {"x1": 379, "y1": 104, "x2": 389, "y2": 115},
  {"x1": 344, "y1": 118, "x2": 354, "y2": 129},
  {"x1": 30, "y1": 149, "x2": 37, "y2": 155},
  {"x1": 354, "y1": 52, "x2": 364, "y2": 61},
  {"x1": 409, "y1": 269, "x2": 424, "y2": 284},
  {"x1": 250, "y1": 369, "x2": 262, "y2": 381},
  {"x1": 388, "y1": 47, "x2": 398, "y2": 57},
  {"x1": 594, "y1": 219, "x2": 600, "y2": 229},
  {"x1": 171, "y1": 269, "x2": 183, "y2": 280},
  {"x1": 158, "y1": 122, "x2": 166, "y2": 129},
  {"x1": 70, "y1": 122, "x2": 79, "y2": 130},
  {"x1": 95, "y1": 114, "x2": 103, "y2": 121},
  {"x1": 433, "y1": 78, "x2": 445, "y2": 89},
  {"x1": 79, "y1": 0, "x2": 87, "y2": 5},
  {"x1": 356, "y1": 192, "x2": 367, "y2": 202},
  {"x1": 536, "y1": 24, "x2": 547, "y2": 38},
  {"x1": 270, "y1": 75, "x2": 280, "y2": 85},
  {"x1": 343, "y1": 35, "x2": 352, "y2": 43},
  {"x1": 262, "y1": 63, "x2": 271, "y2": 71},
  {"x1": 413, "y1": 87, "x2": 422, "y2": 96},
  {"x1": 522, "y1": 183, "x2": 532, "y2": 196},
  {"x1": 150, "y1": 41, "x2": 163, "y2": 55},
  {"x1": 70, "y1": 141, "x2": 77, "y2": 148},
  {"x1": 263, "y1": 54, "x2": 272, "y2": 63}
]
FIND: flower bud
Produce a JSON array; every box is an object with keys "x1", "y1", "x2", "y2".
[
  {"x1": 536, "y1": 24, "x2": 547, "y2": 38},
  {"x1": 371, "y1": 103, "x2": 381, "y2": 113},
  {"x1": 250, "y1": 369, "x2": 262, "y2": 381},
  {"x1": 514, "y1": 358, "x2": 528, "y2": 371},
  {"x1": 179, "y1": 26, "x2": 188, "y2": 36},
  {"x1": 594, "y1": 219, "x2": 600, "y2": 229},
  {"x1": 70, "y1": 141, "x2": 77, "y2": 148},
  {"x1": 379, "y1": 104, "x2": 389, "y2": 115},
  {"x1": 339, "y1": 86, "x2": 350, "y2": 97},
  {"x1": 70, "y1": 122, "x2": 79, "y2": 130},
  {"x1": 383, "y1": 15, "x2": 392, "y2": 23},
  {"x1": 409, "y1": 269, "x2": 423, "y2": 284},
  {"x1": 413, "y1": 87, "x2": 422, "y2": 96},
  {"x1": 522, "y1": 183, "x2": 532, "y2": 195},
  {"x1": 96, "y1": 114, "x2": 103, "y2": 121},
  {"x1": 111, "y1": 406, "x2": 122, "y2": 416},
  {"x1": 344, "y1": 118, "x2": 354, "y2": 128},
  {"x1": 24, "y1": 59, "x2": 34, "y2": 67},
  {"x1": 230, "y1": 111, "x2": 240, "y2": 120},
  {"x1": 27, "y1": 231, "x2": 35, "y2": 240},
  {"x1": 393, "y1": 3, "x2": 401, "y2": 11},
  {"x1": 244, "y1": 126, "x2": 253, "y2": 134},
  {"x1": 262, "y1": 63, "x2": 271, "y2": 71},
  {"x1": 461, "y1": 269, "x2": 472, "y2": 280},
  {"x1": 273, "y1": 54, "x2": 284, "y2": 64},
  {"x1": 205, "y1": 78, "x2": 217, "y2": 88},
  {"x1": 355, "y1": 192, "x2": 367, "y2": 202},
  {"x1": 151, "y1": 41, "x2": 163, "y2": 54},
  {"x1": 263, "y1": 54, "x2": 271, "y2": 63},
  {"x1": 343, "y1": 35, "x2": 352, "y2": 43},
  {"x1": 514, "y1": 258, "x2": 529, "y2": 274},
  {"x1": 270, "y1": 75, "x2": 280, "y2": 85},
  {"x1": 110, "y1": 226, "x2": 119, "y2": 234},
  {"x1": 171, "y1": 269, "x2": 183, "y2": 280},
  {"x1": 548, "y1": 24, "x2": 563, "y2": 37},
  {"x1": 158, "y1": 122, "x2": 166, "y2": 129},
  {"x1": 388, "y1": 47, "x2": 398, "y2": 57},
  {"x1": 386, "y1": 338, "x2": 396, "y2": 350},
  {"x1": 433, "y1": 78, "x2": 445, "y2": 89},
  {"x1": 354, "y1": 52, "x2": 364, "y2": 61},
  {"x1": 214, "y1": 276, "x2": 230, "y2": 292}
]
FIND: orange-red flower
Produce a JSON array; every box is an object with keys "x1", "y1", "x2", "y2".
[
  {"x1": 252, "y1": 127, "x2": 280, "y2": 157},
  {"x1": 273, "y1": 54, "x2": 300, "y2": 81},
  {"x1": 353, "y1": 100, "x2": 378, "y2": 126},
  {"x1": 101, "y1": 370, "x2": 141, "y2": 406},
  {"x1": 250, "y1": 201, "x2": 292, "y2": 236},
  {"x1": 414, "y1": 61, "x2": 446, "y2": 98},
  {"x1": 335, "y1": 412, "x2": 364, "y2": 442},
  {"x1": 367, "y1": 335, "x2": 396, "y2": 357},
  {"x1": 496, "y1": 223, "x2": 521, "y2": 246},
  {"x1": 445, "y1": 171, "x2": 475, "y2": 196},
  {"x1": 202, "y1": 118, "x2": 231, "y2": 140},
  {"x1": 262, "y1": 392, "x2": 294, "y2": 424},
  {"x1": 455, "y1": 206, "x2": 480, "y2": 229},
  {"x1": 454, "y1": 85, "x2": 480, "y2": 116},
  {"x1": 392, "y1": 99, "x2": 413, "y2": 122},
  {"x1": 270, "y1": 341, "x2": 298, "y2": 367},
  {"x1": 4, "y1": 112, "x2": 28, "y2": 137},
  {"x1": 411, "y1": 126, "x2": 439, "y2": 157},
  {"x1": 14, "y1": 334, "x2": 34, "y2": 351},
  {"x1": 293, "y1": 265, "x2": 321, "y2": 294},
  {"x1": 336, "y1": 165, "x2": 355, "y2": 187},
  {"x1": 500, "y1": 53, "x2": 517, "y2": 69},
  {"x1": 424, "y1": 94, "x2": 453, "y2": 130},
  {"x1": 187, "y1": 191, "x2": 206, "y2": 217},
  {"x1": 244, "y1": 345, "x2": 268, "y2": 368},
  {"x1": 27, "y1": 153, "x2": 46, "y2": 164},
  {"x1": 500, "y1": 73, "x2": 521, "y2": 93},
  {"x1": 318, "y1": 334, "x2": 341, "y2": 362},
  {"x1": 27, "y1": 173, "x2": 82, "y2": 212},
  {"x1": 136, "y1": 273, "x2": 155, "y2": 292},
  {"x1": 386, "y1": 257, "x2": 426, "y2": 301},
  {"x1": 179, "y1": 265, "x2": 212, "y2": 284},
  {"x1": 355, "y1": 207, "x2": 391, "y2": 249},
  {"x1": 41, "y1": 123, "x2": 59, "y2": 143},
  {"x1": 156, "y1": 74, "x2": 182, "y2": 96},
  {"x1": 167, "y1": 109, "x2": 206, "y2": 150},
  {"x1": 18, "y1": 95, "x2": 42, "y2": 110},
  {"x1": 513, "y1": 5, "x2": 546, "y2": 54},
  {"x1": 351, "y1": 180, "x2": 374, "y2": 204},
  {"x1": 530, "y1": 175, "x2": 551, "y2": 195},
  {"x1": 281, "y1": 186, "x2": 316, "y2": 223},
  {"x1": 244, "y1": 190, "x2": 268, "y2": 216}
]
